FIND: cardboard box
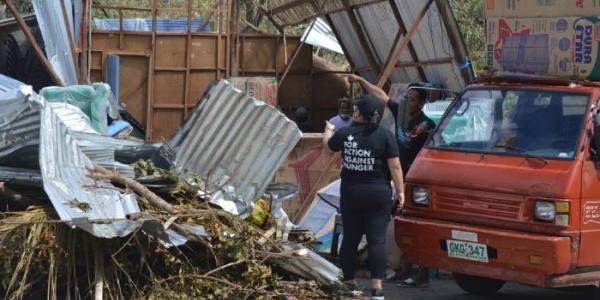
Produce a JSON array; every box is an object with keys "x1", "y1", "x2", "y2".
[
  {"x1": 229, "y1": 77, "x2": 278, "y2": 106},
  {"x1": 485, "y1": 0, "x2": 600, "y2": 18},
  {"x1": 486, "y1": 16, "x2": 600, "y2": 80}
]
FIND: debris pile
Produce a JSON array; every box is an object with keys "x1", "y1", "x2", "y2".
[{"x1": 0, "y1": 78, "x2": 346, "y2": 299}]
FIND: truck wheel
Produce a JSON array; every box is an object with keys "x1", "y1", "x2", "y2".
[{"x1": 453, "y1": 273, "x2": 505, "y2": 296}]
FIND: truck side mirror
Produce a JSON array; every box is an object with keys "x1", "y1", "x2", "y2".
[{"x1": 592, "y1": 112, "x2": 600, "y2": 168}]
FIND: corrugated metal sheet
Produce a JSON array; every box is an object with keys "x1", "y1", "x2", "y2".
[
  {"x1": 32, "y1": 0, "x2": 78, "y2": 86},
  {"x1": 39, "y1": 98, "x2": 142, "y2": 238},
  {"x1": 94, "y1": 18, "x2": 212, "y2": 32},
  {"x1": 0, "y1": 75, "x2": 40, "y2": 167},
  {"x1": 266, "y1": 0, "x2": 384, "y2": 26},
  {"x1": 268, "y1": 0, "x2": 472, "y2": 92},
  {"x1": 174, "y1": 80, "x2": 302, "y2": 216},
  {"x1": 332, "y1": 0, "x2": 469, "y2": 91}
]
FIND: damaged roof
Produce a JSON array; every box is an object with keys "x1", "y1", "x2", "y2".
[{"x1": 266, "y1": 0, "x2": 473, "y2": 91}]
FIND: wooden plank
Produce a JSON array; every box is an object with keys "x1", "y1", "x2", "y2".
[
  {"x1": 268, "y1": 0, "x2": 313, "y2": 15},
  {"x1": 376, "y1": 0, "x2": 433, "y2": 87},
  {"x1": 119, "y1": 55, "x2": 150, "y2": 127},
  {"x1": 387, "y1": 0, "x2": 426, "y2": 81},
  {"x1": 183, "y1": 0, "x2": 192, "y2": 118},
  {"x1": 92, "y1": 5, "x2": 151, "y2": 12},
  {"x1": 190, "y1": 36, "x2": 218, "y2": 69},
  {"x1": 151, "y1": 109, "x2": 184, "y2": 141},
  {"x1": 122, "y1": 34, "x2": 152, "y2": 51},
  {"x1": 229, "y1": 0, "x2": 240, "y2": 76},
  {"x1": 188, "y1": 71, "x2": 217, "y2": 105},
  {"x1": 153, "y1": 71, "x2": 185, "y2": 105},
  {"x1": 155, "y1": 36, "x2": 187, "y2": 68}
]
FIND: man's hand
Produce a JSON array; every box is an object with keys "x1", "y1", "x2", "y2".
[
  {"x1": 394, "y1": 192, "x2": 405, "y2": 216},
  {"x1": 346, "y1": 74, "x2": 361, "y2": 83}
]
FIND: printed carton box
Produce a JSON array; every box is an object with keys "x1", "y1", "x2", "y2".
[
  {"x1": 485, "y1": 0, "x2": 600, "y2": 18},
  {"x1": 486, "y1": 16, "x2": 600, "y2": 80},
  {"x1": 229, "y1": 77, "x2": 278, "y2": 106}
]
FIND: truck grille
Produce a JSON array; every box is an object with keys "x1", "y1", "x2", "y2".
[{"x1": 434, "y1": 189, "x2": 523, "y2": 220}]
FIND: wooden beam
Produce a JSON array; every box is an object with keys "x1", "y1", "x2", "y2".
[
  {"x1": 395, "y1": 57, "x2": 453, "y2": 68},
  {"x1": 376, "y1": 0, "x2": 433, "y2": 88},
  {"x1": 268, "y1": 0, "x2": 314, "y2": 15},
  {"x1": 4, "y1": 0, "x2": 65, "y2": 86},
  {"x1": 278, "y1": 11, "x2": 320, "y2": 87},
  {"x1": 80, "y1": 0, "x2": 90, "y2": 83},
  {"x1": 342, "y1": 0, "x2": 380, "y2": 76},
  {"x1": 434, "y1": 0, "x2": 474, "y2": 83},
  {"x1": 388, "y1": 0, "x2": 426, "y2": 82},
  {"x1": 352, "y1": 57, "x2": 453, "y2": 72},
  {"x1": 229, "y1": 0, "x2": 240, "y2": 76}
]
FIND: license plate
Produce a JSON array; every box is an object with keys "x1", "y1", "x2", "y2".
[{"x1": 446, "y1": 239, "x2": 489, "y2": 263}]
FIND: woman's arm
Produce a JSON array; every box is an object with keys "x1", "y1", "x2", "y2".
[
  {"x1": 387, "y1": 157, "x2": 405, "y2": 213},
  {"x1": 322, "y1": 121, "x2": 336, "y2": 151},
  {"x1": 347, "y1": 74, "x2": 389, "y2": 104}
]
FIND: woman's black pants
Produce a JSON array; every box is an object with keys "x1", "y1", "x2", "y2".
[{"x1": 340, "y1": 181, "x2": 392, "y2": 280}]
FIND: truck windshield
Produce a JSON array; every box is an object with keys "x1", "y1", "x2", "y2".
[{"x1": 428, "y1": 89, "x2": 589, "y2": 159}]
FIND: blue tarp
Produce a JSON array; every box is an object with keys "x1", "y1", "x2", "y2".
[{"x1": 94, "y1": 18, "x2": 212, "y2": 32}]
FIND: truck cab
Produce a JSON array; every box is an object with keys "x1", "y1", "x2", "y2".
[{"x1": 396, "y1": 77, "x2": 600, "y2": 296}]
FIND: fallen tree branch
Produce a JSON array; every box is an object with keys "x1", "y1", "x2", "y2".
[{"x1": 88, "y1": 164, "x2": 177, "y2": 214}]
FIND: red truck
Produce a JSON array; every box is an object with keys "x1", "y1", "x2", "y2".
[{"x1": 396, "y1": 77, "x2": 600, "y2": 297}]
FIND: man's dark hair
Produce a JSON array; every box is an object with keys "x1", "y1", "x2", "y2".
[{"x1": 408, "y1": 82, "x2": 427, "y2": 102}]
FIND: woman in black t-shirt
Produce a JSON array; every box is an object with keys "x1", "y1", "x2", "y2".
[{"x1": 323, "y1": 94, "x2": 405, "y2": 299}]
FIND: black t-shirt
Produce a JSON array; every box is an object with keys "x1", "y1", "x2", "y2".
[
  {"x1": 388, "y1": 101, "x2": 435, "y2": 175},
  {"x1": 328, "y1": 123, "x2": 400, "y2": 183}
]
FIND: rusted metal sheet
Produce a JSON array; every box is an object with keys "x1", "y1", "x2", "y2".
[{"x1": 173, "y1": 79, "x2": 302, "y2": 216}]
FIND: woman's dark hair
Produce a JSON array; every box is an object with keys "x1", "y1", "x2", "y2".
[
  {"x1": 353, "y1": 94, "x2": 382, "y2": 131},
  {"x1": 408, "y1": 82, "x2": 427, "y2": 102}
]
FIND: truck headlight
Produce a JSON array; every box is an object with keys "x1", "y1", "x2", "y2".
[
  {"x1": 413, "y1": 186, "x2": 430, "y2": 206},
  {"x1": 534, "y1": 201, "x2": 555, "y2": 222}
]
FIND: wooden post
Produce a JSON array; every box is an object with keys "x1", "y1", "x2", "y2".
[
  {"x1": 4, "y1": 0, "x2": 65, "y2": 86},
  {"x1": 278, "y1": 15, "x2": 319, "y2": 88},
  {"x1": 229, "y1": 0, "x2": 240, "y2": 76},
  {"x1": 183, "y1": 0, "x2": 192, "y2": 118},
  {"x1": 80, "y1": 0, "x2": 90, "y2": 83},
  {"x1": 376, "y1": 0, "x2": 434, "y2": 88}
]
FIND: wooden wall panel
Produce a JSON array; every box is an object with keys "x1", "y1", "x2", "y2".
[
  {"x1": 91, "y1": 51, "x2": 103, "y2": 69},
  {"x1": 241, "y1": 37, "x2": 277, "y2": 72},
  {"x1": 154, "y1": 71, "x2": 185, "y2": 105},
  {"x1": 155, "y1": 36, "x2": 187, "y2": 69},
  {"x1": 190, "y1": 36, "x2": 218, "y2": 69},
  {"x1": 90, "y1": 70, "x2": 103, "y2": 83},
  {"x1": 119, "y1": 55, "x2": 149, "y2": 127},
  {"x1": 91, "y1": 33, "x2": 119, "y2": 50},
  {"x1": 279, "y1": 39, "x2": 312, "y2": 73},
  {"x1": 188, "y1": 71, "x2": 217, "y2": 105},
  {"x1": 152, "y1": 109, "x2": 184, "y2": 140},
  {"x1": 122, "y1": 34, "x2": 152, "y2": 52}
]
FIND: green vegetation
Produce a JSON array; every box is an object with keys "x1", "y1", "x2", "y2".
[{"x1": 452, "y1": 0, "x2": 485, "y2": 75}]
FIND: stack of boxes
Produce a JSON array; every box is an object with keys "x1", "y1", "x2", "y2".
[
  {"x1": 485, "y1": 0, "x2": 600, "y2": 80},
  {"x1": 229, "y1": 77, "x2": 278, "y2": 106}
]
